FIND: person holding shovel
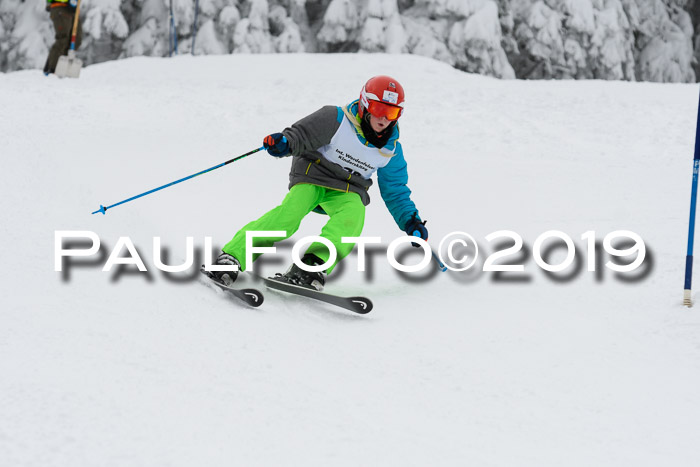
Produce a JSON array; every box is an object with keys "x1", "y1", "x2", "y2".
[{"x1": 44, "y1": 0, "x2": 82, "y2": 75}]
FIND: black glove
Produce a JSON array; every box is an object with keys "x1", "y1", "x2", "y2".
[
  {"x1": 404, "y1": 214, "x2": 428, "y2": 247},
  {"x1": 263, "y1": 133, "x2": 290, "y2": 157}
]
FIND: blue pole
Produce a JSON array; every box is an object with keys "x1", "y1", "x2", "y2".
[
  {"x1": 168, "y1": 0, "x2": 178, "y2": 57},
  {"x1": 684, "y1": 88, "x2": 700, "y2": 306},
  {"x1": 412, "y1": 231, "x2": 447, "y2": 272},
  {"x1": 191, "y1": 0, "x2": 200, "y2": 55},
  {"x1": 92, "y1": 146, "x2": 264, "y2": 215},
  {"x1": 168, "y1": 0, "x2": 172, "y2": 57},
  {"x1": 173, "y1": 19, "x2": 178, "y2": 55},
  {"x1": 431, "y1": 250, "x2": 447, "y2": 272}
]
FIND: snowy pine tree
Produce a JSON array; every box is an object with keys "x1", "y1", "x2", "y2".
[
  {"x1": 505, "y1": 0, "x2": 695, "y2": 82},
  {"x1": 446, "y1": 0, "x2": 515, "y2": 78},
  {"x1": 0, "y1": 0, "x2": 52, "y2": 71},
  {"x1": 401, "y1": 0, "x2": 515, "y2": 78},
  {"x1": 189, "y1": 0, "x2": 230, "y2": 55},
  {"x1": 121, "y1": 0, "x2": 169, "y2": 57},
  {"x1": 269, "y1": 3, "x2": 304, "y2": 53},
  {"x1": 288, "y1": 0, "x2": 318, "y2": 52},
  {"x1": 632, "y1": 0, "x2": 695, "y2": 82},
  {"x1": 358, "y1": 0, "x2": 406, "y2": 53},
  {"x1": 82, "y1": 0, "x2": 130, "y2": 64},
  {"x1": 401, "y1": 10, "x2": 454, "y2": 66},
  {"x1": 0, "y1": 0, "x2": 697, "y2": 83},
  {"x1": 232, "y1": 0, "x2": 274, "y2": 53},
  {"x1": 217, "y1": 3, "x2": 241, "y2": 52},
  {"x1": 317, "y1": 0, "x2": 362, "y2": 52}
]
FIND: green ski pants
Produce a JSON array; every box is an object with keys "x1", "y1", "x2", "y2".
[{"x1": 222, "y1": 184, "x2": 366, "y2": 273}]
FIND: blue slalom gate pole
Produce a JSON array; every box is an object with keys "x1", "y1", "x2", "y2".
[
  {"x1": 92, "y1": 146, "x2": 264, "y2": 215},
  {"x1": 684, "y1": 89, "x2": 700, "y2": 306},
  {"x1": 191, "y1": 0, "x2": 200, "y2": 55},
  {"x1": 168, "y1": 0, "x2": 178, "y2": 57}
]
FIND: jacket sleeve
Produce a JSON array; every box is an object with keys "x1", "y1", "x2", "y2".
[
  {"x1": 376, "y1": 142, "x2": 420, "y2": 230},
  {"x1": 281, "y1": 106, "x2": 343, "y2": 157}
]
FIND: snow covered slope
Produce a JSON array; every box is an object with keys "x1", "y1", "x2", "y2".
[{"x1": 1, "y1": 53, "x2": 700, "y2": 466}]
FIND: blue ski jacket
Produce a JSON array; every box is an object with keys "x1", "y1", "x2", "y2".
[{"x1": 281, "y1": 101, "x2": 421, "y2": 231}]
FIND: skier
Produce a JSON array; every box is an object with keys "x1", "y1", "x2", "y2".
[
  {"x1": 214, "y1": 75, "x2": 428, "y2": 291},
  {"x1": 43, "y1": 0, "x2": 82, "y2": 75}
]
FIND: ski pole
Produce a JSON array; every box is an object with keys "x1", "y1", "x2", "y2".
[
  {"x1": 412, "y1": 231, "x2": 447, "y2": 272},
  {"x1": 431, "y1": 250, "x2": 447, "y2": 272},
  {"x1": 92, "y1": 146, "x2": 264, "y2": 215}
]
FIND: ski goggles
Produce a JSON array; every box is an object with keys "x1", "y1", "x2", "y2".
[{"x1": 367, "y1": 100, "x2": 403, "y2": 121}]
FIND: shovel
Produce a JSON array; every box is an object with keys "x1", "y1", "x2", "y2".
[{"x1": 55, "y1": 0, "x2": 82, "y2": 78}]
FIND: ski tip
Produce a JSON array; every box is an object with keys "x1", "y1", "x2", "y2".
[
  {"x1": 240, "y1": 288, "x2": 264, "y2": 307},
  {"x1": 349, "y1": 297, "x2": 373, "y2": 314}
]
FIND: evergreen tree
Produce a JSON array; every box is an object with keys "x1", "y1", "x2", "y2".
[
  {"x1": 0, "y1": 0, "x2": 697, "y2": 83},
  {"x1": 0, "y1": 0, "x2": 52, "y2": 71},
  {"x1": 233, "y1": 0, "x2": 274, "y2": 53},
  {"x1": 359, "y1": 0, "x2": 406, "y2": 53},
  {"x1": 82, "y1": 0, "x2": 130, "y2": 64},
  {"x1": 317, "y1": 0, "x2": 362, "y2": 52}
]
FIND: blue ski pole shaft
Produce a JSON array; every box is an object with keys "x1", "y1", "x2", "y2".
[
  {"x1": 431, "y1": 250, "x2": 447, "y2": 272},
  {"x1": 92, "y1": 146, "x2": 264, "y2": 215},
  {"x1": 684, "y1": 88, "x2": 700, "y2": 306},
  {"x1": 412, "y1": 231, "x2": 447, "y2": 272}
]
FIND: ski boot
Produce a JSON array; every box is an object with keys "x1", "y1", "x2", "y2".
[
  {"x1": 277, "y1": 253, "x2": 326, "y2": 291},
  {"x1": 211, "y1": 252, "x2": 241, "y2": 286}
]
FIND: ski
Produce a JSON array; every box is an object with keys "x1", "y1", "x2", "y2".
[
  {"x1": 263, "y1": 275, "x2": 373, "y2": 314},
  {"x1": 200, "y1": 268, "x2": 264, "y2": 307}
]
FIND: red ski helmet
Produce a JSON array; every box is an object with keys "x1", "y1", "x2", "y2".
[{"x1": 359, "y1": 75, "x2": 405, "y2": 121}]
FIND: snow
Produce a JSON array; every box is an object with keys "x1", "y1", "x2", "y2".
[{"x1": 1, "y1": 53, "x2": 700, "y2": 466}]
